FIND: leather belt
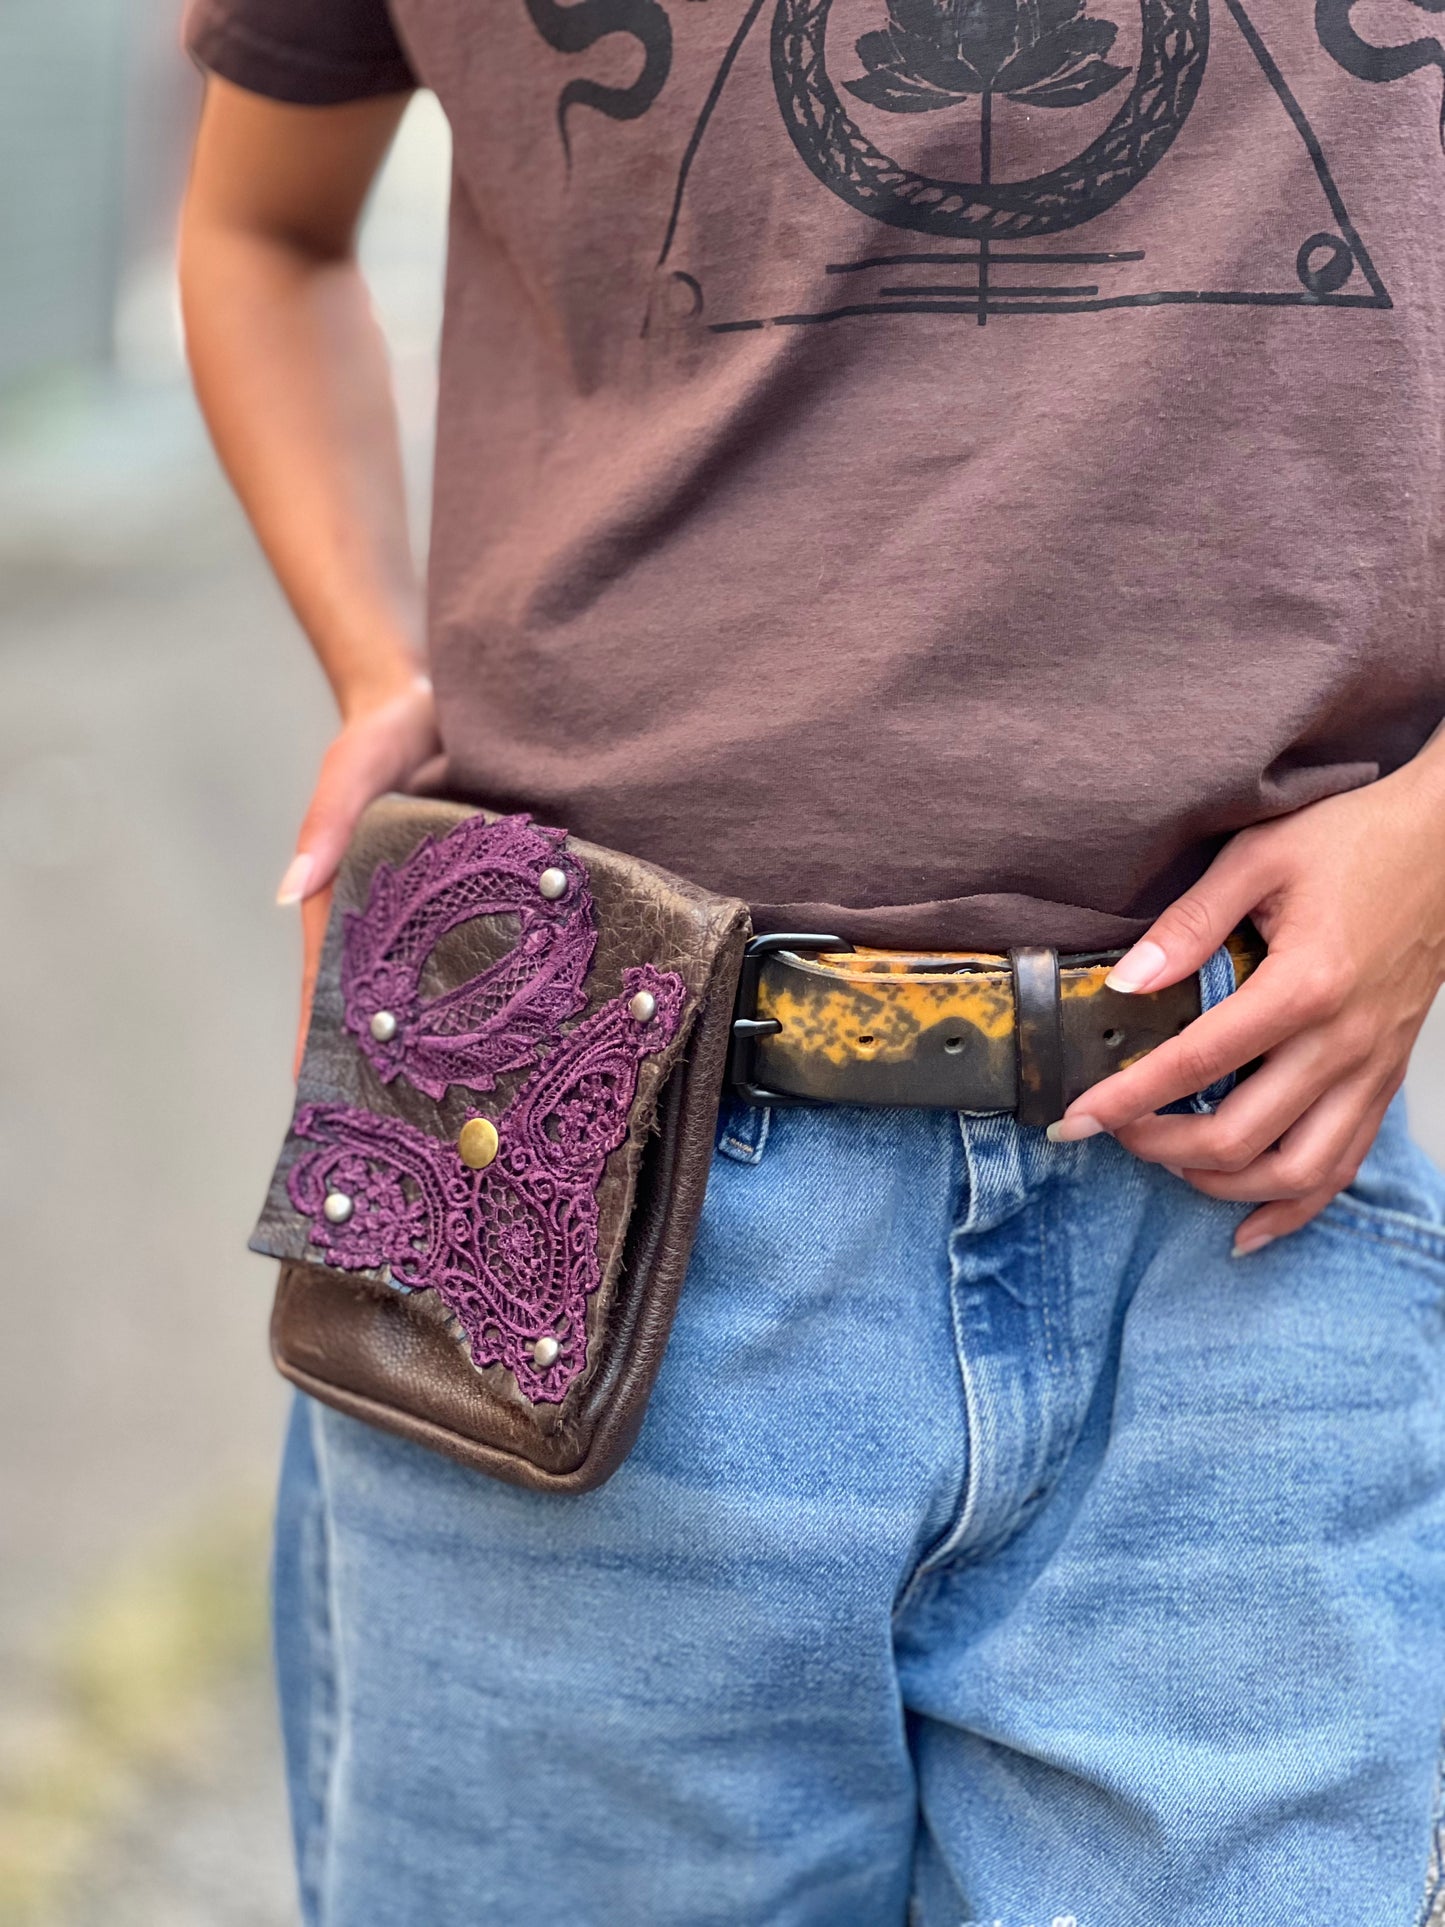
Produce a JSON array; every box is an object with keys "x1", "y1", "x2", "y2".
[{"x1": 726, "y1": 929, "x2": 1264, "y2": 1123}]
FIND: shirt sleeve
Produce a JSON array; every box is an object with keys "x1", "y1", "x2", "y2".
[{"x1": 183, "y1": 0, "x2": 418, "y2": 105}]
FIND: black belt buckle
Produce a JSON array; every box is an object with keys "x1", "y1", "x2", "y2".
[{"x1": 726, "y1": 932, "x2": 855, "y2": 1106}]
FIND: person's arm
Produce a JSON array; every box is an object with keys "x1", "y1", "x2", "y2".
[
  {"x1": 1050, "y1": 725, "x2": 1445, "y2": 1253},
  {"x1": 178, "y1": 74, "x2": 439, "y2": 1070}
]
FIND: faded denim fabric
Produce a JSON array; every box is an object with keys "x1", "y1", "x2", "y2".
[{"x1": 274, "y1": 1085, "x2": 1445, "y2": 1927}]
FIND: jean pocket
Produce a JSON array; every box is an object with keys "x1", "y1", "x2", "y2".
[
  {"x1": 1321, "y1": 1188, "x2": 1445, "y2": 1266},
  {"x1": 1319, "y1": 1097, "x2": 1445, "y2": 1264}
]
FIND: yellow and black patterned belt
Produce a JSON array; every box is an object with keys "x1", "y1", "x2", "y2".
[{"x1": 726, "y1": 929, "x2": 1264, "y2": 1126}]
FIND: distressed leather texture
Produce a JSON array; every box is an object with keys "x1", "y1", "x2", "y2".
[
  {"x1": 254, "y1": 795, "x2": 750, "y2": 1493},
  {"x1": 747, "y1": 930, "x2": 1262, "y2": 1111}
]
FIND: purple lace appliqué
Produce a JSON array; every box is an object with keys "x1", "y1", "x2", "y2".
[
  {"x1": 288, "y1": 965, "x2": 687, "y2": 1402},
  {"x1": 342, "y1": 811, "x2": 597, "y2": 1100}
]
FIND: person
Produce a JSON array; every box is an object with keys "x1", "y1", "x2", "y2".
[{"x1": 176, "y1": 0, "x2": 1445, "y2": 1915}]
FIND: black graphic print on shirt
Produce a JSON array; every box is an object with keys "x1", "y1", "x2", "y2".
[
  {"x1": 1316, "y1": 0, "x2": 1445, "y2": 142},
  {"x1": 844, "y1": 0, "x2": 1131, "y2": 118},
  {"x1": 777, "y1": 0, "x2": 1201, "y2": 239},
  {"x1": 524, "y1": 0, "x2": 673, "y2": 159},
  {"x1": 523, "y1": 0, "x2": 1392, "y2": 326}
]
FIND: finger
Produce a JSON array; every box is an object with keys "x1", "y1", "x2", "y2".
[
  {"x1": 287, "y1": 736, "x2": 398, "y2": 900},
  {"x1": 280, "y1": 706, "x2": 431, "y2": 905},
  {"x1": 1105, "y1": 833, "x2": 1273, "y2": 995},
  {"x1": 1111, "y1": 1026, "x2": 1363, "y2": 1171},
  {"x1": 293, "y1": 881, "x2": 333, "y2": 1081},
  {"x1": 1051, "y1": 950, "x2": 1332, "y2": 1137},
  {"x1": 1164, "y1": 1068, "x2": 1389, "y2": 1204},
  {"x1": 1230, "y1": 1085, "x2": 1397, "y2": 1253}
]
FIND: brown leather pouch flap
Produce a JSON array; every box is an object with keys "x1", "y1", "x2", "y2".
[{"x1": 252, "y1": 794, "x2": 749, "y2": 1492}]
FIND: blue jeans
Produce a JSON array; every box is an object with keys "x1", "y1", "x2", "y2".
[{"x1": 274, "y1": 1092, "x2": 1445, "y2": 1927}]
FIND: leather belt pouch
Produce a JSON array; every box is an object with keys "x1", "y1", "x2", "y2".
[{"x1": 249, "y1": 793, "x2": 750, "y2": 1494}]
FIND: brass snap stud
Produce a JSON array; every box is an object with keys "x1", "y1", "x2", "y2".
[{"x1": 457, "y1": 1117, "x2": 500, "y2": 1169}]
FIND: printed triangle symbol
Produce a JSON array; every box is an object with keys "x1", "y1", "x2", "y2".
[{"x1": 653, "y1": 0, "x2": 1391, "y2": 332}]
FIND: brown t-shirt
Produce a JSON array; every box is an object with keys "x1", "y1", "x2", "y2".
[{"x1": 187, "y1": 0, "x2": 1445, "y2": 946}]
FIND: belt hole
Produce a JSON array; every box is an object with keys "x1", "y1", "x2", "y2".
[
  {"x1": 856, "y1": 1032, "x2": 877, "y2": 1051},
  {"x1": 943, "y1": 1035, "x2": 964, "y2": 1054},
  {"x1": 1102, "y1": 1026, "x2": 1123, "y2": 1048}
]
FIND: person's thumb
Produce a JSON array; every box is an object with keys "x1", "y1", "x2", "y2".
[
  {"x1": 277, "y1": 678, "x2": 438, "y2": 907},
  {"x1": 276, "y1": 732, "x2": 388, "y2": 907},
  {"x1": 1105, "y1": 835, "x2": 1270, "y2": 994},
  {"x1": 281, "y1": 734, "x2": 398, "y2": 1074}
]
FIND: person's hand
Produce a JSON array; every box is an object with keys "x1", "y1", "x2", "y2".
[
  {"x1": 277, "y1": 673, "x2": 440, "y2": 1077},
  {"x1": 1048, "y1": 750, "x2": 1445, "y2": 1254}
]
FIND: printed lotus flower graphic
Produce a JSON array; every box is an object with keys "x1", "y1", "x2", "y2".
[{"x1": 846, "y1": 0, "x2": 1130, "y2": 114}]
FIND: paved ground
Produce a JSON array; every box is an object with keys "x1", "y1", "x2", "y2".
[
  {"x1": 56, "y1": 1662, "x2": 296, "y2": 1927},
  {"x1": 0, "y1": 426, "x2": 313, "y2": 1927},
  {"x1": 5, "y1": 86, "x2": 1445, "y2": 1927}
]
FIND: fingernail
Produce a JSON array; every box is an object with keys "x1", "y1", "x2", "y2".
[
  {"x1": 276, "y1": 853, "x2": 313, "y2": 906},
  {"x1": 1164, "y1": 1164, "x2": 1185, "y2": 1180},
  {"x1": 1105, "y1": 939, "x2": 1169, "y2": 995},
  {"x1": 1046, "y1": 1114, "x2": 1104, "y2": 1143},
  {"x1": 1231, "y1": 1230, "x2": 1276, "y2": 1258}
]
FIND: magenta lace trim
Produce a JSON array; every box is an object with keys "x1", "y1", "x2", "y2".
[
  {"x1": 288, "y1": 964, "x2": 686, "y2": 1402},
  {"x1": 341, "y1": 811, "x2": 597, "y2": 1100}
]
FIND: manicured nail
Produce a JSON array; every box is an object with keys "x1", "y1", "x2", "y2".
[
  {"x1": 1046, "y1": 1114, "x2": 1104, "y2": 1143},
  {"x1": 276, "y1": 853, "x2": 313, "y2": 906},
  {"x1": 1105, "y1": 939, "x2": 1169, "y2": 995},
  {"x1": 1232, "y1": 1230, "x2": 1276, "y2": 1258}
]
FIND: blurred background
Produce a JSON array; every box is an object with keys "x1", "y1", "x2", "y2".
[
  {"x1": 3, "y1": 7, "x2": 1445, "y2": 1926},
  {"x1": 0, "y1": 6, "x2": 448, "y2": 1921}
]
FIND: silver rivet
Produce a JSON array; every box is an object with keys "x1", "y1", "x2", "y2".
[
  {"x1": 628, "y1": 989, "x2": 657, "y2": 1025},
  {"x1": 532, "y1": 1335, "x2": 560, "y2": 1368},
  {"x1": 369, "y1": 1009, "x2": 398, "y2": 1043},
  {"x1": 323, "y1": 1191, "x2": 354, "y2": 1225},
  {"x1": 538, "y1": 866, "x2": 568, "y2": 900}
]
